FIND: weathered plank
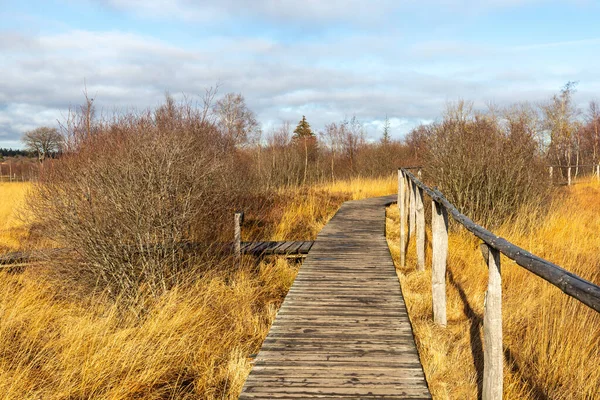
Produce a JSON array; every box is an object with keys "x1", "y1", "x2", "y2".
[
  {"x1": 0, "y1": 241, "x2": 314, "y2": 266},
  {"x1": 239, "y1": 195, "x2": 430, "y2": 399},
  {"x1": 241, "y1": 241, "x2": 314, "y2": 256}
]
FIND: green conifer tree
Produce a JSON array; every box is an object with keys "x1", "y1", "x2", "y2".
[
  {"x1": 382, "y1": 115, "x2": 391, "y2": 145},
  {"x1": 293, "y1": 116, "x2": 314, "y2": 139}
]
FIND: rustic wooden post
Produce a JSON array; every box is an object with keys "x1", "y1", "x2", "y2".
[
  {"x1": 481, "y1": 243, "x2": 503, "y2": 400},
  {"x1": 568, "y1": 166, "x2": 572, "y2": 186},
  {"x1": 406, "y1": 177, "x2": 412, "y2": 240},
  {"x1": 416, "y1": 186, "x2": 425, "y2": 271},
  {"x1": 432, "y1": 200, "x2": 448, "y2": 326},
  {"x1": 404, "y1": 176, "x2": 411, "y2": 241},
  {"x1": 409, "y1": 180, "x2": 416, "y2": 240},
  {"x1": 234, "y1": 212, "x2": 244, "y2": 259},
  {"x1": 399, "y1": 169, "x2": 407, "y2": 267},
  {"x1": 596, "y1": 164, "x2": 600, "y2": 181},
  {"x1": 9, "y1": 163, "x2": 12, "y2": 182}
]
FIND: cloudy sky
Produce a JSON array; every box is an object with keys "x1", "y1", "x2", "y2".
[{"x1": 1, "y1": 0, "x2": 599, "y2": 147}]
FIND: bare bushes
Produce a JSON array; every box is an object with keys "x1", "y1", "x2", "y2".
[
  {"x1": 420, "y1": 102, "x2": 550, "y2": 227},
  {"x1": 27, "y1": 99, "x2": 252, "y2": 303}
]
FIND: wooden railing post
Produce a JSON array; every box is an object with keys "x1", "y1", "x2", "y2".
[
  {"x1": 568, "y1": 166, "x2": 572, "y2": 186},
  {"x1": 406, "y1": 177, "x2": 412, "y2": 240},
  {"x1": 416, "y1": 186, "x2": 425, "y2": 271},
  {"x1": 409, "y1": 180, "x2": 416, "y2": 240},
  {"x1": 399, "y1": 169, "x2": 407, "y2": 267},
  {"x1": 405, "y1": 175, "x2": 411, "y2": 242},
  {"x1": 481, "y1": 243, "x2": 503, "y2": 400},
  {"x1": 234, "y1": 212, "x2": 244, "y2": 259},
  {"x1": 432, "y1": 200, "x2": 448, "y2": 326}
]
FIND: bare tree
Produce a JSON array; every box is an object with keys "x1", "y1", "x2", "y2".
[
  {"x1": 342, "y1": 115, "x2": 365, "y2": 173},
  {"x1": 22, "y1": 126, "x2": 62, "y2": 162},
  {"x1": 323, "y1": 122, "x2": 345, "y2": 181},
  {"x1": 214, "y1": 93, "x2": 261, "y2": 147},
  {"x1": 541, "y1": 82, "x2": 580, "y2": 171},
  {"x1": 585, "y1": 101, "x2": 600, "y2": 165}
]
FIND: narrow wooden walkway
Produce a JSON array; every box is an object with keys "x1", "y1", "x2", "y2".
[
  {"x1": 0, "y1": 242, "x2": 314, "y2": 265},
  {"x1": 240, "y1": 195, "x2": 431, "y2": 399},
  {"x1": 242, "y1": 241, "x2": 314, "y2": 257}
]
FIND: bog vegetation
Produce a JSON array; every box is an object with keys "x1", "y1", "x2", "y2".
[
  {"x1": 0, "y1": 82, "x2": 599, "y2": 398},
  {"x1": 386, "y1": 179, "x2": 600, "y2": 399}
]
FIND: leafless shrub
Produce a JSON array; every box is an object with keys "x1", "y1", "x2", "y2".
[
  {"x1": 26, "y1": 97, "x2": 255, "y2": 305},
  {"x1": 421, "y1": 101, "x2": 550, "y2": 227}
]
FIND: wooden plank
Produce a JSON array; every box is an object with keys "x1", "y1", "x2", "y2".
[
  {"x1": 246, "y1": 241, "x2": 272, "y2": 256},
  {"x1": 298, "y1": 241, "x2": 314, "y2": 254},
  {"x1": 239, "y1": 194, "x2": 430, "y2": 399},
  {"x1": 269, "y1": 241, "x2": 289, "y2": 254},
  {"x1": 276, "y1": 241, "x2": 298, "y2": 254},
  {"x1": 287, "y1": 241, "x2": 304, "y2": 254}
]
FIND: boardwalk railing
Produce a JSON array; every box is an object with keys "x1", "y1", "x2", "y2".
[{"x1": 398, "y1": 167, "x2": 600, "y2": 400}]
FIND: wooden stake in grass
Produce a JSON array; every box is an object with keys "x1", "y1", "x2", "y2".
[
  {"x1": 409, "y1": 180, "x2": 416, "y2": 240},
  {"x1": 234, "y1": 212, "x2": 244, "y2": 260},
  {"x1": 431, "y1": 200, "x2": 448, "y2": 326},
  {"x1": 399, "y1": 169, "x2": 407, "y2": 267},
  {"x1": 481, "y1": 243, "x2": 503, "y2": 400},
  {"x1": 416, "y1": 185, "x2": 425, "y2": 271}
]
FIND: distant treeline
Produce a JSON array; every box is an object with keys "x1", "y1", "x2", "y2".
[{"x1": 0, "y1": 148, "x2": 31, "y2": 158}]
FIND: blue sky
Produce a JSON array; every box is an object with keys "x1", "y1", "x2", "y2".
[{"x1": 1, "y1": 0, "x2": 599, "y2": 148}]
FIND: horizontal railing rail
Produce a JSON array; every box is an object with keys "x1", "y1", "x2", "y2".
[
  {"x1": 402, "y1": 169, "x2": 600, "y2": 312},
  {"x1": 397, "y1": 167, "x2": 600, "y2": 400}
]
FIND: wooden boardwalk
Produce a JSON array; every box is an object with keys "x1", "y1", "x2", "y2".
[
  {"x1": 0, "y1": 241, "x2": 314, "y2": 266},
  {"x1": 242, "y1": 241, "x2": 314, "y2": 257},
  {"x1": 240, "y1": 195, "x2": 431, "y2": 399}
]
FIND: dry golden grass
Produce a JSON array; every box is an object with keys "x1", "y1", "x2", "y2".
[
  {"x1": 273, "y1": 175, "x2": 396, "y2": 240},
  {"x1": 0, "y1": 258, "x2": 297, "y2": 399},
  {"x1": 0, "y1": 182, "x2": 31, "y2": 252},
  {"x1": 4, "y1": 174, "x2": 598, "y2": 398},
  {"x1": 387, "y1": 179, "x2": 600, "y2": 399},
  {"x1": 0, "y1": 176, "x2": 396, "y2": 399},
  {"x1": 315, "y1": 175, "x2": 398, "y2": 200}
]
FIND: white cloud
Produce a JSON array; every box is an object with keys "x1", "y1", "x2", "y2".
[
  {"x1": 93, "y1": 0, "x2": 588, "y2": 23},
  {"x1": 1, "y1": 24, "x2": 599, "y2": 148},
  {"x1": 96, "y1": 0, "x2": 401, "y2": 23}
]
